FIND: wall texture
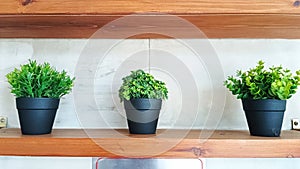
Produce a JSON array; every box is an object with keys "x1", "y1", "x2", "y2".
[
  {"x1": 1, "y1": 39, "x2": 300, "y2": 169},
  {"x1": 1, "y1": 39, "x2": 300, "y2": 130}
]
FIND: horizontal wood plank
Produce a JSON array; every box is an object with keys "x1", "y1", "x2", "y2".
[
  {"x1": 1, "y1": 0, "x2": 300, "y2": 38},
  {"x1": 1, "y1": 14, "x2": 300, "y2": 38},
  {"x1": 1, "y1": 0, "x2": 299, "y2": 14},
  {"x1": 0, "y1": 129, "x2": 300, "y2": 158}
]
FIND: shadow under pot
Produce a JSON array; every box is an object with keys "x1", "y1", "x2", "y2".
[
  {"x1": 16, "y1": 97, "x2": 60, "y2": 135},
  {"x1": 242, "y1": 99, "x2": 286, "y2": 137},
  {"x1": 124, "y1": 98, "x2": 162, "y2": 134}
]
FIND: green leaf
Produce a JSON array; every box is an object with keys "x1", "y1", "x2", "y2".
[
  {"x1": 224, "y1": 60, "x2": 300, "y2": 100},
  {"x1": 6, "y1": 60, "x2": 75, "y2": 99},
  {"x1": 119, "y1": 69, "x2": 168, "y2": 102}
]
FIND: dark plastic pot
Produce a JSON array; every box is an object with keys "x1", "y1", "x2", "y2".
[
  {"x1": 124, "y1": 98, "x2": 162, "y2": 134},
  {"x1": 16, "y1": 97, "x2": 60, "y2": 135},
  {"x1": 242, "y1": 99, "x2": 286, "y2": 137}
]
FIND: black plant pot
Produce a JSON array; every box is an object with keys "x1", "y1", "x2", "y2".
[
  {"x1": 16, "y1": 97, "x2": 60, "y2": 135},
  {"x1": 124, "y1": 98, "x2": 162, "y2": 134},
  {"x1": 242, "y1": 99, "x2": 286, "y2": 137}
]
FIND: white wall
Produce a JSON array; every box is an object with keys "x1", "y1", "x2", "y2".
[
  {"x1": 1, "y1": 39, "x2": 300, "y2": 130},
  {"x1": 0, "y1": 157, "x2": 91, "y2": 169},
  {"x1": 1, "y1": 39, "x2": 300, "y2": 169},
  {"x1": 206, "y1": 158, "x2": 300, "y2": 169}
]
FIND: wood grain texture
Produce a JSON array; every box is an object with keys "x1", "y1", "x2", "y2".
[
  {"x1": 0, "y1": 0, "x2": 300, "y2": 38},
  {"x1": 1, "y1": 0, "x2": 299, "y2": 14},
  {"x1": 1, "y1": 14, "x2": 300, "y2": 38},
  {"x1": 1, "y1": 129, "x2": 300, "y2": 158}
]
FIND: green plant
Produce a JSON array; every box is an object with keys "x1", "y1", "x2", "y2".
[
  {"x1": 224, "y1": 60, "x2": 300, "y2": 100},
  {"x1": 6, "y1": 60, "x2": 75, "y2": 98},
  {"x1": 119, "y1": 69, "x2": 168, "y2": 101}
]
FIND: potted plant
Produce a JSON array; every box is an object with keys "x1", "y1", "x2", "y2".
[
  {"x1": 224, "y1": 60, "x2": 300, "y2": 137},
  {"x1": 119, "y1": 69, "x2": 168, "y2": 134},
  {"x1": 6, "y1": 60, "x2": 75, "y2": 135}
]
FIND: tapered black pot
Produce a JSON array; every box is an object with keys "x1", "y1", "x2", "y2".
[
  {"x1": 16, "y1": 97, "x2": 60, "y2": 135},
  {"x1": 242, "y1": 99, "x2": 286, "y2": 137},
  {"x1": 124, "y1": 98, "x2": 162, "y2": 134}
]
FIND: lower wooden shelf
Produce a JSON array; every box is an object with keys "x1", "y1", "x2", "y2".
[{"x1": 0, "y1": 129, "x2": 299, "y2": 158}]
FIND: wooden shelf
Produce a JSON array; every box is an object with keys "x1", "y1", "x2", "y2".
[
  {"x1": 1, "y1": 0, "x2": 300, "y2": 38},
  {"x1": 1, "y1": 129, "x2": 300, "y2": 158}
]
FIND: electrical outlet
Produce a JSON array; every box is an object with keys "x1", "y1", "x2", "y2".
[
  {"x1": 0, "y1": 116, "x2": 7, "y2": 128},
  {"x1": 292, "y1": 118, "x2": 300, "y2": 130}
]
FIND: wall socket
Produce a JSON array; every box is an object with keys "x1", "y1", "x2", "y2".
[
  {"x1": 0, "y1": 116, "x2": 7, "y2": 128},
  {"x1": 292, "y1": 118, "x2": 300, "y2": 130}
]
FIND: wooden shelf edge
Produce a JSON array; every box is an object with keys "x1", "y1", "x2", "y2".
[
  {"x1": 0, "y1": 129, "x2": 300, "y2": 158},
  {"x1": 1, "y1": 0, "x2": 300, "y2": 38},
  {"x1": 1, "y1": 14, "x2": 300, "y2": 39},
  {"x1": 2, "y1": 0, "x2": 300, "y2": 14}
]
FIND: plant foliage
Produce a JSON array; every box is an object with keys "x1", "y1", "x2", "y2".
[
  {"x1": 6, "y1": 60, "x2": 75, "y2": 98},
  {"x1": 119, "y1": 69, "x2": 168, "y2": 101},
  {"x1": 224, "y1": 60, "x2": 300, "y2": 100}
]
